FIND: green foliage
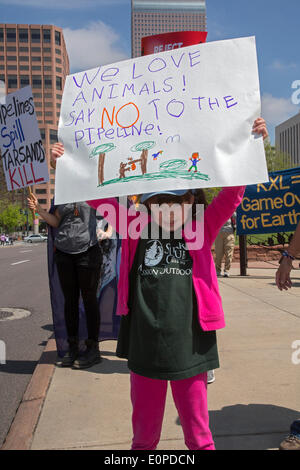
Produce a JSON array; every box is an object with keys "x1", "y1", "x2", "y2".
[
  {"x1": 0, "y1": 204, "x2": 32, "y2": 233},
  {"x1": 264, "y1": 139, "x2": 294, "y2": 172}
]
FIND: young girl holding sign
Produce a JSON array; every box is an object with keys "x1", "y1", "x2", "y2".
[{"x1": 52, "y1": 117, "x2": 268, "y2": 450}]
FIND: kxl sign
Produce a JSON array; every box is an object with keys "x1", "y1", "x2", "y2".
[{"x1": 141, "y1": 31, "x2": 207, "y2": 56}]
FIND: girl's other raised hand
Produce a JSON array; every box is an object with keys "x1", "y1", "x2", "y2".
[
  {"x1": 51, "y1": 142, "x2": 65, "y2": 161},
  {"x1": 252, "y1": 117, "x2": 268, "y2": 140}
]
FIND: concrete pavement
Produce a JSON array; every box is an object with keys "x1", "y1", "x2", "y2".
[{"x1": 2, "y1": 262, "x2": 300, "y2": 450}]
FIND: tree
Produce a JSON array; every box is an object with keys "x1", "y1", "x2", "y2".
[
  {"x1": 264, "y1": 138, "x2": 294, "y2": 172},
  {"x1": 0, "y1": 204, "x2": 30, "y2": 233}
]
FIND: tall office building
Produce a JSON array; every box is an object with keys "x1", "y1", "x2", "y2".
[
  {"x1": 275, "y1": 112, "x2": 300, "y2": 166},
  {"x1": 0, "y1": 24, "x2": 69, "y2": 212},
  {"x1": 131, "y1": 0, "x2": 207, "y2": 57}
]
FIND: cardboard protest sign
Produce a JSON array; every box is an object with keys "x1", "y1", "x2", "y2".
[
  {"x1": 55, "y1": 36, "x2": 268, "y2": 204},
  {"x1": 0, "y1": 86, "x2": 49, "y2": 191}
]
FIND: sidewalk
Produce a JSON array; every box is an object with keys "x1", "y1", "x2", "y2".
[{"x1": 3, "y1": 262, "x2": 300, "y2": 450}]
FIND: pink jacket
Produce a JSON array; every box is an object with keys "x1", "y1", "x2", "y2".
[{"x1": 88, "y1": 186, "x2": 245, "y2": 332}]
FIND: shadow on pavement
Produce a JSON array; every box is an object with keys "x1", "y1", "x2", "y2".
[
  {"x1": 177, "y1": 403, "x2": 298, "y2": 450},
  {"x1": 0, "y1": 350, "x2": 57, "y2": 374}
]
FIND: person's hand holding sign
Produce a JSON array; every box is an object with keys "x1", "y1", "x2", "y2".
[
  {"x1": 252, "y1": 118, "x2": 268, "y2": 140},
  {"x1": 50, "y1": 142, "x2": 65, "y2": 169}
]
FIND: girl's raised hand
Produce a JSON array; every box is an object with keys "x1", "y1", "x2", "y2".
[
  {"x1": 51, "y1": 142, "x2": 65, "y2": 161},
  {"x1": 252, "y1": 117, "x2": 268, "y2": 140}
]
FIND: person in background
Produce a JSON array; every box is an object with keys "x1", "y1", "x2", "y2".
[
  {"x1": 28, "y1": 143, "x2": 103, "y2": 370},
  {"x1": 275, "y1": 221, "x2": 300, "y2": 451},
  {"x1": 214, "y1": 212, "x2": 236, "y2": 277}
]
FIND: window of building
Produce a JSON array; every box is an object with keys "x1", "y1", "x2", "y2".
[
  {"x1": 19, "y1": 65, "x2": 29, "y2": 71},
  {"x1": 56, "y1": 67, "x2": 62, "y2": 73},
  {"x1": 6, "y1": 46, "x2": 16, "y2": 51},
  {"x1": 36, "y1": 189, "x2": 47, "y2": 194},
  {"x1": 50, "y1": 179, "x2": 55, "y2": 184},
  {"x1": 43, "y1": 56, "x2": 51, "y2": 62},
  {"x1": 50, "y1": 189, "x2": 55, "y2": 195},
  {"x1": 44, "y1": 93, "x2": 52, "y2": 98},
  {"x1": 33, "y1": 92, "x2": 42, "y2": 98},
  {"x1": 35, "y1": 101, "x2": 42, "y2": 107},
  {"x1": 44, "y1": 76, "x2": 52, "y2": 88},
  {"x1": 20, "y1": 75, "x2": 30, "y2": 87},
  {"x1": 40, "y1": 128, "x2": 45, "y2": 140},
  {"x1": 19, "y1": 29, "x2": 28, "y2": 43},
  {"x1": 0, "y1": 65, "x2": 4, "y2": 70},
  {"x1": 7, "y1": 28, "x2": 16, "y2": 43},
  {"x1": 7, "y1": 56, "x2": 17, "y2": 61},
  {"x1": 56, "y1": 76, "x2": 62, "y2": 90},
  {"x1": 31, "y1": 46, "x2": 41, "y2": 52},
  {"x1": 55, "y1": 57, "x2": 61, "y2": 64},
  {"x1": 19, "y1": 56, "x2": 29, "y2": 62},
  {"x1": 32, "y1": 66, "x2": 41, "y2": 71},
  {"x1": 50, "y1": 169, "x2": 55, "y2": 175},
  {"x1": 50, "y1": 129, "x2": 58, "y2": 144},
  {"x1": 32, "y1": 75, "x2": 42, "y2": 88},
  {"x1": 0, "y1": 28, "x2": 3, "y2": 42},
  {"x1": 45, "y1": 102, "x2": 52, "y2": 107},
  {"x1": 31, "y1": 29, "x2": 41, "y2": 43},
  {"x1": 38, "y1": 199, "x2": 47, "y2": 204},
  {"x1": 55, "y1": 31, "x2": 61, "y2": 46},
  {"x1": 56, "y1": 94, "x2": 62, "y2": 100},
  {"x1": 43, "y1": 29, "x2": 51, "y2": 43},
  {"x1": 7, "y1": 75, "x2": 17, "y2": 88},
  {"x1": 19, "y1": 46, "x2": 28, "y2": 52},
  {"x1": 31, "y1": 56, "x2": 41, "y2": 62},
  {"x1": 45, "y1": 111, "x2": 53, "y2": 116},
  {"x1": 43, "y1": 47, "x2": 51, "y2": 53},
  {"x1": 55, "y1": 48, "x2": 61, "y2": 55},
  {"x1": 7, "y1": 65, "x2": 17, "y2": 70},
  {"x1": 43, "y1": 66, "x2": 52, "y2": 71}
]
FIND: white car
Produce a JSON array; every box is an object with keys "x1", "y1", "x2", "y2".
[{"x1": 24, "y1": 234, "x2": 48, "y2": 243}]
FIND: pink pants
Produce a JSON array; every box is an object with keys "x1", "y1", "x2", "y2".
[{"x1": 130, "y1": 371, "x2": 215, "y2": 450}]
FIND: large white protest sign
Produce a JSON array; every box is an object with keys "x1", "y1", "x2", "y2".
[
  {"x1": 0, "y1": 86, "x2": 49, "y2": 191},
  {"x1": 55, "y1": 36, "x2": 268, "y2": 204}
]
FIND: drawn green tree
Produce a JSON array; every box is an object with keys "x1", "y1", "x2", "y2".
[
  {"x1": 130, "y1": 141, "x2": 156, "y2": 175},
  {"x1": 90, "y1": 143, "x2": 116, "y2": 185}
]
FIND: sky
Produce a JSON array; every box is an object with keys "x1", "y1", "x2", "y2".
[{"x1": 0, "y1": 0, "x2": 299, "y2": 143}]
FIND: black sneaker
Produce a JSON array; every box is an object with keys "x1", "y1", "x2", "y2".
[
  {"x1": 72, "y1": 339, "x2": 102, "y2": 370},
  {"x1": 56, "y1": 337, "x2": 79, "y2": 368}
]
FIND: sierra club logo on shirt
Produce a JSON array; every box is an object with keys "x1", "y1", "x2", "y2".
[{"x1": 139, "y1": 239, "x2": 192, "y2": 277}]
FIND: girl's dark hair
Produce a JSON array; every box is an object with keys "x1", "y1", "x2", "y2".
[{"x1": 191, "y1": 189, "x2": 208, "y2": 218}]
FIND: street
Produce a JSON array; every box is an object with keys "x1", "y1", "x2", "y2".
[{"x1": 0, "y1": 242, "x2": 52, "y2": 447}]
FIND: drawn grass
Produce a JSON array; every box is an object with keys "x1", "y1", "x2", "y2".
[{"x1": 97, "y1": 158, "x2": 210, "y2": 187}]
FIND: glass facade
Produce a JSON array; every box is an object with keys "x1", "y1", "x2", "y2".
[
  {"x1": 0, "y1": 23, "x2": 70, "y2": 212},
  {"x1": 131, "y1": 0, "x2": 207, "y2": 57}
]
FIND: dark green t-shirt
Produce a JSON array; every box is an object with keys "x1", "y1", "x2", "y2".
[{"x1": 117, "y1": 230, "x2": 219, "y2": 380}]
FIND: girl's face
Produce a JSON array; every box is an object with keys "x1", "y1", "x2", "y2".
[{"x1": 147, "y1": 193, "x2": 195, "y2": 232}]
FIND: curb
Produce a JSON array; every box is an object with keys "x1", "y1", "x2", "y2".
[{"x1": 1, "y1": 338, "x2": 57, "y2": 451}]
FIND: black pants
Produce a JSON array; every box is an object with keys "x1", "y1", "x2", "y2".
[{"x1": 55, "y1": 244, "x2": 102, "y2": 342}]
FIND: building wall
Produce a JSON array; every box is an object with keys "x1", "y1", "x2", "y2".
[
  {"x1": 131, "y1": 0, "x2": 206, "y2": 57},
  {"x1": 0, "y1": 24, "x2": 69, "y2": 213},
  {"x1": 275, "y1": 112, "x2": 300, "y2": 166}
]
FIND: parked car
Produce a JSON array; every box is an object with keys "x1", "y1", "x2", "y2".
[{"x1": 23, "y1": 234, "x2": 48, "y2": 243}]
